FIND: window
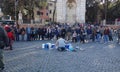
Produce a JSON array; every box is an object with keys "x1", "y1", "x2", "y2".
[
  {"x1": 49, "y1": 3, "x2": 53, "y2": 6},
  {"x1": 49, "y1": 10, "x2": 52, "y2": 14},
  {"x1": 37, "y1": 11, "x2": 40, "y2": 15},
  {"x1": 40, "y1": 12, "x2": 43, "y2": 15},
  {"x1": 46, "y1": 19, "x2": 49, "y2": 22},
  {"x1": 50, "y1": 18, "x2": 52, "y2": 21},
  {"x1": 46, "y1": 13, "x2": 48, "y2": 16}
]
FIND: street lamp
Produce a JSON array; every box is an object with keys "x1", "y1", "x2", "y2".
[
  {"x1": 100, "y1": 0, "x2": 108, "y2": 25},
  {"x1": 14, "y1": 0, "x2": 18, "y2": 24}
]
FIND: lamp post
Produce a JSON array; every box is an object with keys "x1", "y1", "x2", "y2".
[
  {"x1": 100, "y1": 0, "x2": 108, "y2": 25},
  {"x1": 105, "y1": 0, "x2": 108, "y2": 25},
  {"x1": 15, "y1": 0, "x2": 18, "y2": 24}
]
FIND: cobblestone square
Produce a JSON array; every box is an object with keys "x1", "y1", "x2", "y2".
[{"x1": 1, "y1": 40, "x2": 120, "y2": 72}]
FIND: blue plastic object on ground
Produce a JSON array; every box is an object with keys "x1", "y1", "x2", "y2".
[{"x1": 44, "y1": 44, "x2": 49, "y2": 50}]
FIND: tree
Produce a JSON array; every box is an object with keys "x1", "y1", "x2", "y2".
[
  {"x1": 86, "y1": 0, "x2": 119, "y2": 24},
  {"x1": 2, "y1": 0, "x2": 47, "y2": 23},
  {"x1": 107, "y1": 0, "x2": 120, "y2": 21},
  {"x1": 3, "y1": 0, "x2": 15, "y2": 19},
  {"x1": 86, "y1": 0, "x2": 100, "y2": 23}
]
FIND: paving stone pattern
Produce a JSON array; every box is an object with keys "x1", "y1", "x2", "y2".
[{"x1": 2, "y1": 40, "x2": 120, "y2": 72}]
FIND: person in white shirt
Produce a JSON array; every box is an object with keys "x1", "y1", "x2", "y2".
[
  {"x1": 72, "y1": 31, "x2": 77, "y2": 42},
  {"x1": 55, "y1": 36, "x2": 67, "y2": 51}
]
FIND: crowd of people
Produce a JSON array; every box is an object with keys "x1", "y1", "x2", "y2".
[{"x1": 1, "y1": 23, "x2": 120, "y2": 44}]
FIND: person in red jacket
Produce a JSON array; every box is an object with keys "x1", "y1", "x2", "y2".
[
  {"x1": 7, "y1": 31, "x2": 15, "y2": 50},
  {"x1": 4, "y1": 25, "x2": 15, "y2": 50}
]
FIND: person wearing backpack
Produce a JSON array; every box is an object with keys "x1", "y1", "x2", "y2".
[{"x1": 0, "y1": 25, "x2": 9, "y2": 70}]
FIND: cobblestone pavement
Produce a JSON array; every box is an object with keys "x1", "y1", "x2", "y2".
[{"x1": 1, "y1": 40, "x2": 120, "y2": 72}]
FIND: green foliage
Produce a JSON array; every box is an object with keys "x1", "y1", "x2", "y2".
[
  {"x1": 107, "y1": 1, "x2": 120, "y2": 21},
  {"x1": 86, "y1": 0, "x2": 99, "y2": 23},
  {"x1": 2, "y1": 0, "x2": 47, "y2": 21},
  {"x1": 2, "y1": 0, "x2": 120, "y2": 23},
  {"x1": 86, "y1": 0, "x2": 120, "y2": 23},
  {"x1": 3, "y1": 0, "x2": 15, "y2": 18}
]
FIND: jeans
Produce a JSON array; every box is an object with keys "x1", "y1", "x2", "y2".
[
  {"x1": 57, "y1": 47, "x2": 66, "y2": 51},
  {"x1": 77, "y1": 35, "x2": 80, "y2": 42},
  {"x1": 103, "y1": 35, "x2": 109, "y2": 43},
  {"x1": 27, "y1": 34, "x2": 31, "y2": 41},
  {"x1": 96, "y1": 34, "x2": 101, "y2": 42},
  {"x1": 15, "y1": 34, "x2": 19, "y2": 41},
  {"x1": 21, "y1": 34, "x2": 25, "y2": 41}
]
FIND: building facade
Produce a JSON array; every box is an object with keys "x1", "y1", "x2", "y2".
[
  {"x1": 53, "y1": 0, "x2": 86, "y2": 24},
  {"x1": 48, "y1": 0, "x2": 56, "y2": 22},
  {"x1": 34, "y1": 7, "x2": 49, "y2": 24}
]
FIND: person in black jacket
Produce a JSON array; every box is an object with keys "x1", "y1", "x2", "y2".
[
  {"x1": 0, "y1": 25, "x2": 9, "y2": 70},
  {"x1": 61, "y1": 28, "x2": 66, "y2": 39},
  {"x1": 37, "y1": 27, "x2": 42, "y2": 40}
]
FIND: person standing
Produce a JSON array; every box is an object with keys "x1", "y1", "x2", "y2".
[
  {"x1": 0, "y1": 25, "x2": 9, "y2": 70},
  {"x1": 14, "y1": 26, "x2": 20, "y2": 41},
  {"x1": 47, "y1": 26, "x2": 52, "y2": 40},
  {"x1": 26, "y1": 25, "x2": 31, "y2": 41},
  {"x1": 66, "y1": 27, "x2": 72, "y2": 41},
  {"x1": 86, "y1": 27, "x2": 92, "y2": 42},
  {"x1": 4, "y1": 25, "x2": 15, "y2": 50},
  {"x1": 72, "y1": 31, "x2": 77, "y2": 42},
  {"x1": 7, "y1": 29, "x2": 15, "y2": 50},
  {"x1": 61, "y1": 27, "x2": 66, "y2": 39},
  {"x1": 80, "y1": 28, "x2": 86, "y2": 43},
  {"x1": 96, "y1": 27, "x2": 101, "y2": 42},
  {"x1": 20, "y1": 27, "x2": 26, "y2": 41},
  {"x1": 108, "y1": 28, "x2": 113, "y2": 42},
  {"x1": 37, "y1": 27, "x2": 42, "y2": 40},
  {"x1": 117, "y1": 28, "x2": 120, "y2": 44},
  {"x1": 103, "y1": 27, "x2": 109, "y2": 43}
]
